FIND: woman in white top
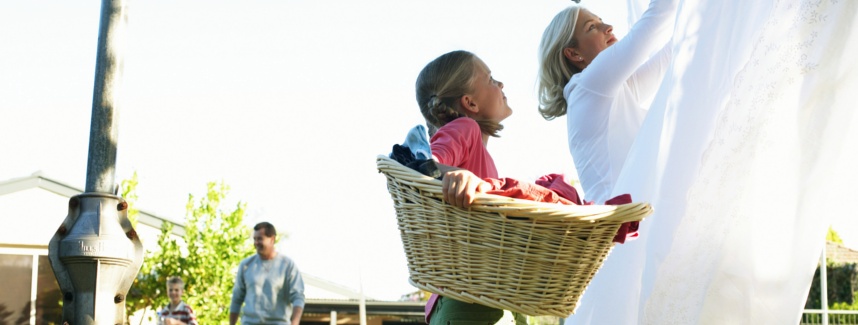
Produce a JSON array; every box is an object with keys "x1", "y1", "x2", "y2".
[
  {"x1": 536, "y1": 0, "x2": 677, "y2": 204},
  {"x1": 537, "y1": 0, "x2": 858, "y2": 324},
  {"x1": 536, "y1": 1, "x2": 677, "y2": 324}
]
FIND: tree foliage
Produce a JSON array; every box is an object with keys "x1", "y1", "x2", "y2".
[
  {"x1": 828, "y1": 226, "x2": 844, "y2": 245},
  {"x1": 399, "y1": 289, "x2": 432, "y2": 302},
  {"x1": 527, "y1": 316, "x2": 563, "y2": 325},
  {"x1": 805, "y1": 227, "x2": 857, "y2": 311},
  {"x1": 120, "y1": 171, "x2": 140, "y2": 228},
  {"x1": 805, "y1": 262, "x2": 858, "y2": 309},
  {"x1": 124, "y1": 180, "x2": 254, "y2": 324}
]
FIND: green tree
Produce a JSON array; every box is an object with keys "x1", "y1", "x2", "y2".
[
  {"x1": 827, "y1": 226, "x2": 844, "y2": 245},
  {"x1": 120, "y1": 171, "x2": 140, "y2": 227},
  {"x1": 124, "y1": 181, "x2": 254, "y2": 324},
  {"x1": 399, "y1": 289, "x2": 432, "y2": 302},
  {"x1": 804, "y1": 227, "x2": 858, "y2": 314},
  {"x1": 527, "y1": 316, "x2": 562, "y2": 325}
]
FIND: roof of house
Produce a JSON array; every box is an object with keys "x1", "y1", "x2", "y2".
[
  {"x1": 1, "y1": 173, "x2": 415, "y2": 304},
  {"x1": 827, "y1": 241, "x2": 858, "y2": 264},
  {"x1": 303, "y1": 272, "x2": 376, "y2": 300},
  {"x1": 0, "y1": 172, "x2": 185, "y2": 236}
]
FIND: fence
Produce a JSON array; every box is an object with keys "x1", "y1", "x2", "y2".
[
  {"x1": 801, "y1": 310, "x2": 858, "y2": 325},
  {"x1": 801, "y1": 241, "x2": 858, "y2": 325}
]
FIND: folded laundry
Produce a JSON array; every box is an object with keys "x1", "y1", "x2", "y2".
[
  {"x1": 484, "y1": 175, "x2": 638, "y2": 243},
  {"x1": 390, "y1": 139, "x2": 639, "y2": 244}
]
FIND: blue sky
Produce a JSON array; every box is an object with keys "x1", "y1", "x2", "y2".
[{"x1": 3, "y1": 0, "x2": 855, "y2": 301}]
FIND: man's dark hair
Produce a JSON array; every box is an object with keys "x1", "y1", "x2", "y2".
[{"x1": 254, "y1": 221, "x2": 277, "y2": 238}]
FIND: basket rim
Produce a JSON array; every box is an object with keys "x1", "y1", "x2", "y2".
[{"x1": 377, "y1": 155, "x2": 652, "y2": 223}]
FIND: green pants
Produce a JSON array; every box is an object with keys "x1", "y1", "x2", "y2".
[{"x1": 429, "y1": 296, "x2": 528, "y2": 325}]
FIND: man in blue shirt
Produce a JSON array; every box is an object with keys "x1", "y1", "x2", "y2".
[{"x1": 230, "y1": 222, "x2": 305, "y2": 325}]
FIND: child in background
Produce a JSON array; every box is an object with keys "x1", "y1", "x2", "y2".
[
  {"x1": 157, "y1": 276, "x2": 199, "y2": 325},
  {"x1": 415, "y1": 50, "x2": 524, "y2": 325}
]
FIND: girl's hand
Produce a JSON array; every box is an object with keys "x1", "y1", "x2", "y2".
[{"x1": 441, "y1": 169, "x2": 492, "y2": 209}]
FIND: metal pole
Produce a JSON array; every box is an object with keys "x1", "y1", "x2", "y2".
[
  {"x1": 48, "y1": 0, "x2": 143, "y2": 324},
  {"x1": 359, "y1": 291, "x2": 367, "y2": 325},
  {"x1": 359, "y1": 264, "x2": 367, "y2": 325},
  {"x1": 86, "y1": 0, "x2": 127, "y2": 194},
  {"x1": 821, "y1": 242, "x2": 829, "y2": 325}
]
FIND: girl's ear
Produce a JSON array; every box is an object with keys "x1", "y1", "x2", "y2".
[
  {"x1": 459, "y1": 95, "x2": 479, "y2": 114},
  {"x1": 563, "y1": 47, "x2": 582, "y2": 62}
]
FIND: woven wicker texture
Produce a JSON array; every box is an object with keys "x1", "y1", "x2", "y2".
[{"x1": 377, "y1": 155, "x2": 653, "y2": 317}]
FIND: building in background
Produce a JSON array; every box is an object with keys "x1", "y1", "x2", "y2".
[{"x1": 0, "y1": 173, "x2": 422, "y2": 325}]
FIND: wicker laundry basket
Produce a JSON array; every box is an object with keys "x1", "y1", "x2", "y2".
[{"x1": 377, "y1": 155, "x2": 653, "y2": 317}]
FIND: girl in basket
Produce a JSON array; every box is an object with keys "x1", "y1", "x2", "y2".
[{"x1": 415, "y1": 50, "x2": 525, "y2": 325}]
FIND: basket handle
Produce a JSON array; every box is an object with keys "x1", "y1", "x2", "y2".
[{"x1": 377, "y1": 155, "x2": 653, "y2": 223}]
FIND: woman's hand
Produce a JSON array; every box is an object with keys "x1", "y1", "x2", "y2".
[{"x1": 440, "y1": 169, "x2": 492, "y2": 209}]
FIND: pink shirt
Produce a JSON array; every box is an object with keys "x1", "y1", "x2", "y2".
[
  {"x1": 425, "y1": 117, "x2": 497, "y2": 323},
  {"x1": 430, "y1": 117, "x2": 498, "y2": 178}
]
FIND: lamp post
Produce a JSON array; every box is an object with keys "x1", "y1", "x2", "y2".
[{"x1": 47, "y1": 0, "x2": 143, "y2": 324}]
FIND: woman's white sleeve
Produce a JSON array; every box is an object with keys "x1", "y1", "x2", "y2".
[
  {"x1": 580, "y1": 0, "x2": 678, "y2": 96},
  {"x1": 628, "y1": 42, "x2": 673, "y2": 107}
]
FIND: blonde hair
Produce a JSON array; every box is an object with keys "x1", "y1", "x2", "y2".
[
  {"x1": 167, "y1": 276, "x2": 184, "y2": 288},
  {"x1": 537, "y1": 6, "x2": 582, "y2": 120},
  {"x1": 416, "y1": 50, "x2": 503, "y2": 137}
]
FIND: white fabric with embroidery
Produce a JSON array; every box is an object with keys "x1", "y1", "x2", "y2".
[{"x1": 565, "y1": 0, "x2": 858, "y2": 324}]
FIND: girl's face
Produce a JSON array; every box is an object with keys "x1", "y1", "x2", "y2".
[
  {"x1": 465, "y1": 58, "x2": 512, "y2": 124},
  {"x1": 570, "y1": 9, "x2": 616, "y2": 66}
]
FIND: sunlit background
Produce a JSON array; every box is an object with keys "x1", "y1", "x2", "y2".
[{"x1": 2, "y1": 0, "x2": 855, "y2": 301}]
